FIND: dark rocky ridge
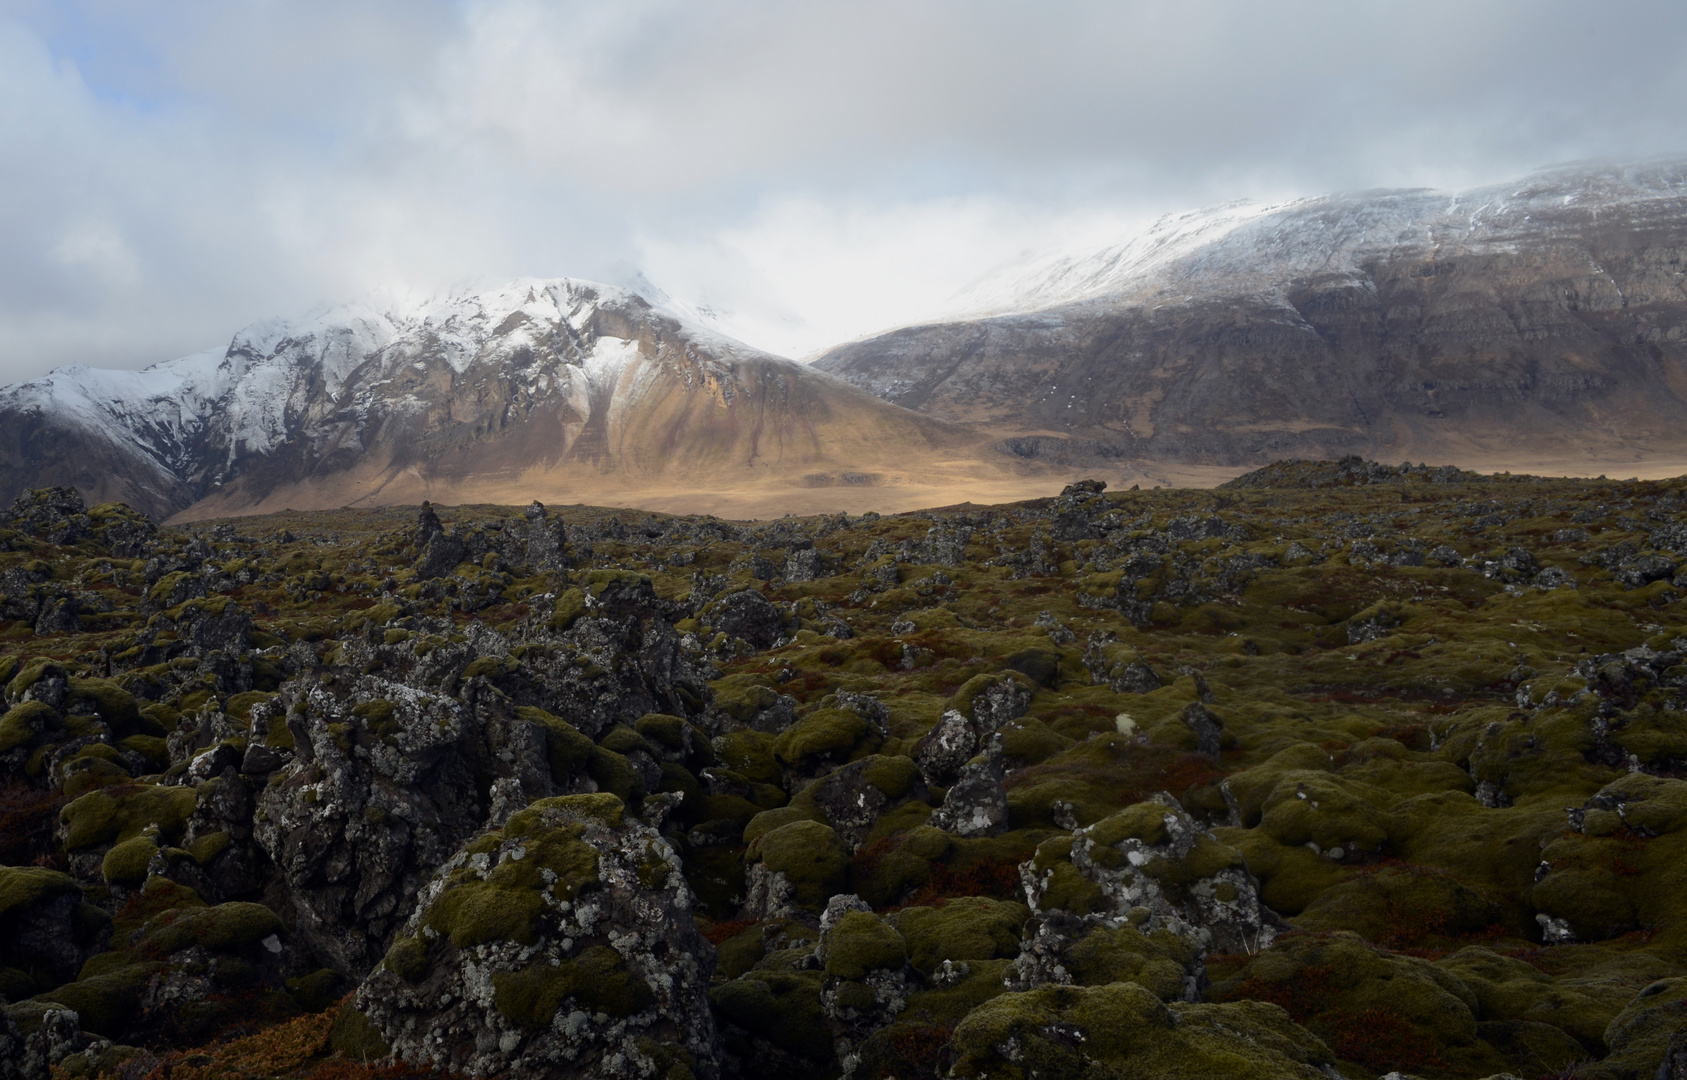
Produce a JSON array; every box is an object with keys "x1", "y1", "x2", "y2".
[{"x1": 814, "y1": 161, "x2": 1687, "y2": 468}]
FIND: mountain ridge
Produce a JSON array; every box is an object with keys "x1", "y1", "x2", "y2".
[
  {"x1": 0, "y1": 278, "x2": 1038, "y2": 522},
  {"x1": 813, "y1": 160, "x2": 1687, "y2": 471}
]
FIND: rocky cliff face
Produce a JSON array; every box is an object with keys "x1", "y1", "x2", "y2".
[
  {"x1": 0, "y1": 280, "x2": 971, "y2": 522},
  {"x1": 813, "y1": 161, "x2": 1687, "y2": 467}
]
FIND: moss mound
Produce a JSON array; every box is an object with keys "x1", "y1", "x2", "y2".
[{"x1": 948, "y1": 981, "x2": 1336, "y2": 1079}]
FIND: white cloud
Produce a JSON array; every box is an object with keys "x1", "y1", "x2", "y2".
[
  {"x1": 636, "y1": 196, "x2": 1152, "y2": 358},
  {"x1": 0, "y1": 0, "x2": 1685, "y2": 382}
]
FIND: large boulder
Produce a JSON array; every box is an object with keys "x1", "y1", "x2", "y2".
[
  {"x1": 253, "y1": 676, "x2": 492, "y2": 975},
  {"x1": 1021, "y1": 795, "x2": 1275, "y2": 958},
  {"x1": 358, "y1": 793, "x2": 718, "y2": 1080}
]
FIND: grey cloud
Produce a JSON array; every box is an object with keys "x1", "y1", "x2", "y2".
[{"x1": 1, "y1": 0, "x2": 1685, "y2": 382}]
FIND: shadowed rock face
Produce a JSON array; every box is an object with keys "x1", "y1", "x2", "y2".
[{"x1": 814, "y1": 162, "x2": 1687, "y2": 467}]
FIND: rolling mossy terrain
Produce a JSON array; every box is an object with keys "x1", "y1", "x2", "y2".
[{"x1": 6, "y1": 462, "x2": 1687, "y2": 1076}]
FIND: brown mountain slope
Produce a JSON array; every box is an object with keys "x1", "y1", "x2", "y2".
[{"x1": 0, "y1": 279, "x2": 1070, "y2": 524}]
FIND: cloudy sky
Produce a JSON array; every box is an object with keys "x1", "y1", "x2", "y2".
[{"x1": 2, "y1": 0, "x2": 1686, "y2": 383}]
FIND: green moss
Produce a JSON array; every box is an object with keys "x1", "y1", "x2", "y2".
[
  {"x1": 711, "y1": 729, "x2": 781, "y2": 784},
  {"x1": 1435, "y1": 946, "x2": 1611, "y2": 1048},
  {"x1": 1582, "y1": 977, "x2": 1687, "y2": 1080},
  {"x1": 657, "y1": 761, "x2": 704, "y2": 809},
  {"x1": 1208, "y1": 930, "x2": 1500, "y2": 1075},
  {"x1": 61, "y1": 782, "x2": 197, "y2": 850},
  {"x1": 100, "y1": 837, "x2": 158, "y2": 885},
  {"x1": 516, "y1": 705, "x2": 596, "y2": 778},
  {"x1": 773, "y1": 707, "x2": 876, "y2": 774},
  {"x1": 1292, "y1": 864, "x2": 1499, "y2": 942},
  {"x1": 582, "y1": 569, "x2": 650, "y2": 598},
  {"x1": 286, "y1": 968, "x2": 347, "y2": 1013},
  {"x1": 715, "y1": 925, "x2": 770, "y2": 980},
  {"x1": 139, "y1": 901, "x2": 283, "y2": 955},
  {"x1": 549, "y1": 588, "x2": 588, "y2": 632},
  {"x1": 328, "y1": 1001, "x2": 391, "y2": 1060},
  {"x1": 1222, "y1": 745, "x2": 1335, "y2": 823},
  {"x1": 1063, "y1": 924, "x2": 1198, "y2": 1000},
  {"x1": 35, "y1": 961, "x2": 162, "y2": 1037},
  {"x1": 750, "y1": 819, "x2": 848, "y2": 909},
  {"x1": 462, "y1": 655, "x2": 518, "y2": 680},
  {"x1": 888, "y1": 897, "x2": 1028, "y2": 974},
  {"x1": 1257, "y1": 773, "x2": 1392, "y2": 854},
  {"x1": 710, "y1": 970, "x2": 832, "y2": 1062},
  {"x1": 0, "y1": 700, "x2": 58, "y2": 754},
  {"x1": 383, "y1": 935, "x2": 431, "y2": 984},
  {"x1": 347, "y1": 699, "x2": 396, "y2": 741},
  {"x1": 186, "y1": 830, "x2": 230, "y2": 865},
  {"x1": 823, "y1": 910, "x2": 907, "y2": 979},
  {"x1": 66, "y1": 678, "x2": 142, "y2": 733},
  {"x1": 0, "y1": 865, "x2": 80, "y2": 920},
  {"x1": 513, "y1": 792, "x2": 626, "y2": 829},
  {"x1": 1030, "y1": 837, "x2": 1107, "y2": 914},
  {"x1": 0, "y1": 967, "x2": 33, "y2": 1001},
  {"x1": 950, "y1": 671, "x2": 1035, "y2": 721},
  {"x1": 116, "y1": 734, "x2": 168, "y2": 771},
  {"x1": 999, "y1": 716, "x2": 1072, "y2": 767},
  {"x1": 711, "y1": 674, "x2": 782, "y2": 726},
  {"x1": 587, "y1": 746, "x2": 647, "y2": 805},
  {"x1": 743, "y1": 805, "x2": 817, "y2": 846},
  {"x1": 493, "y1": 944, "x2": 655, "y2": 1028},
  {"x1": 949, "y1": 981, "x2": 1336, "y2": 1079},
  {"x1": 600, "y1": 724, "x2": 652, "y2": 756},
  {"x1": 423, "y1": 811, "x2": 604, "y2": 950},
  {"x1": 634, "y1": 712, "x2": 691, "y2": 751},
  {"x1": 1214, "y1": 828, "x2": 1342, "y2": 916},
  {"x1": 7, "y1": 658, "x2": 64, "y2": 702}
]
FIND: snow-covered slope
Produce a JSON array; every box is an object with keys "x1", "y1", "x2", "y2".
[
  {"x1": 945, "y1": 161, "x2": 1687, "y2": 319},
  {"x1": 815, "y1": 160, "x2": 1687, "y2": 467},
  {"x1": 0, "y1": 278, "x2": 962, "y2": 520}
]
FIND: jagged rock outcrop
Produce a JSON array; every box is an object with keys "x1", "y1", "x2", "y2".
[{"x1": 357, "y1": 793, "x2": 718, "y2": 1079}]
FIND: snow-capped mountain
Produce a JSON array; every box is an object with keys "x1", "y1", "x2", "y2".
[
  {"x1": 0, "y1": 279, "x2": 971, "y2": 520},
  {"x1": 814, "y1": 161, "x2": 1687, "y2": 468}
]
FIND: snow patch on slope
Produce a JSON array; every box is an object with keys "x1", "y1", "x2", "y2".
[{"x1": 942, "y1": 159, "x2": 1687, "y2": 321}]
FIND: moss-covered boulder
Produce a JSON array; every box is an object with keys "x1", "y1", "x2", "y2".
[
  {"x1": 781, "y1": 753, "x2": 931, "y2": 851},
  {"x1": 1007, "y1": 908, "x2": 1203, "y2": 1002},
  {"x1": 712, "y1": 969, "x2": 833, "y2": 1080},
  {"x1": 888, "y1": 896, "x2": 1028, "y2": 975},
  {"x1": 745, "y1": 819, "x2": 849, "y2": 918},
  {"x1": 1579, "y1": 976, "x2": 1687, "y2": 1080},
  {"x1": 948, "y1": 981, "x2": 1337, "y2": 1079},
  {"x1": 1024, "y1": 795, "x2": 1274, "y2": 956},
  {"x1": 1435, "y1": 945, "x2": 1615, "y2": 1050},
  {"x1": 356, "y1": 793, "x2": 718, "y2": 1079},
  {"x1": 774, "y1": 707, "x2": 881, "y2": 782},
  {"x1": 1532, "y1": 773, "x2": 1687, "y2": 950},
  {"x1": 0, "y1": 865, "x2": 96, "y2": 988},
  {"x1": 817, "y1": 899, "x2": 911, "y2": 1039},
  {"x1": 33, "y1": 900, "x2": 290, "y2": 1043}
]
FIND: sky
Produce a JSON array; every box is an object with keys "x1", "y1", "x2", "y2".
[{"x1": 2, "y1": 0, "x2": 1687, "y2": 383}]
